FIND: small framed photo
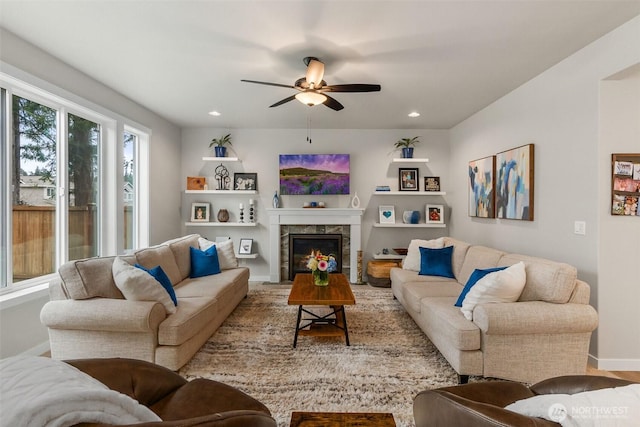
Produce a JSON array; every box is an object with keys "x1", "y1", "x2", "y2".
[
  {"x1": 187, "y1": 176, "x2": 206, "y2": 190},
  {"x1": 379, "y1": 205, "x2": 396, "y2": 224},
  {"x1": 426, "y1": 204, "x2": 444, "y2": 224},
  {"x1": 399, "y1": 168, "x2": 419, "y2": 191},
  {"x1": 191, "y1": 202, "x2": 210, "y2": 222},
  {"x1": 238, "y1": 238, "x2": 253, "y2": 254},
  {"x1": 424, "y1": 176, "x2": 441, "y2": 192},
  {"x1": 234, "y1": 173, "x2": 257, "y2": 190}
]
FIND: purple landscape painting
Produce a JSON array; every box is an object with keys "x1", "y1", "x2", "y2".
[{"x1": 279, "y1": 154, "x2": 350, "y2": 195}]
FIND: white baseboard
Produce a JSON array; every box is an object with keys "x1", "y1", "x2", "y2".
[{"x1": 589, "y1": 354, "x2": 640, "y2": 371}]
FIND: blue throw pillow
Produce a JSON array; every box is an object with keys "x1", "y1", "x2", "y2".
[
  {"x1": 418, "y1": 245, "x2": 455, "y2": 278},
  {"x1": 190, "y1": 245, "x2": 221, "y2": 278},
  {"x1": 135, "y1": 264, "x2": 178, "y2": 306},
  {"x1": 454, "y1": 266, "x2": 508, "y2": 307}
]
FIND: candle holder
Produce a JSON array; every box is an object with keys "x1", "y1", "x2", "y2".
[
  {"x1": 239, "y1": 206, "x2": 245, "y2": 223},
  {"x1": 249, "y1": 199, "x2": 255, "y2": 223}
]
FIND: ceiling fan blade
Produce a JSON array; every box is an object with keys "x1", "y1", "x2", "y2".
[
  {"x1": 269, "y1": 94, "x2": 297, "y2": 108},
  {"x1": 320, "y1": 84, "x2": 381, "y2": 93},
  {"x1": 241, "y1": 79, "x2": 295, "y2": 89},
  {"x1": 323, "y1": 95, "x2": 344, "y2": 111},
  {"x1": 305, "y1": 59, "x2": 325, "y2": 88}
]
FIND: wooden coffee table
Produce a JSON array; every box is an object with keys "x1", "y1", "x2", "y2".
[
  {"x1": 287, "y1": 273, "x2": 356, "y2": 347},
  {"x1": 290, "y1": 411, "x2": 396, "y2": 426}
]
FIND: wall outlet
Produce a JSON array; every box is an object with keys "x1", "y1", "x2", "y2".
[{"x1": 574, "y1": 221, "x2": 586, "y2": 235}]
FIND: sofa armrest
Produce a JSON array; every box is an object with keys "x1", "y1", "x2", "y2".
[
  {"x1": 530, "y1": 375, "x2": 637, "y2": 395},
  {"x1": 41, "y1": 299, "x2": 166, "y2": 332},
  {"x1": 78, "y1": 411, "x2": 278, "y2": 427},
  {"x1": 413, "y1": 389, "x2": 556, "y2": 427},
  {"x1": 473, "y1": 301, "x2": 598, "y2": 335}
]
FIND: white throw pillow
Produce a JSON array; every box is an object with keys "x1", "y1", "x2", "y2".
[
  {"x1": 198, "y1": 237, "x2": 238, "y2": 270},
  {"x1": 505, "y1": 384, "x2": 640, "y2": 427},
  {"x1": 460, "y1": 261, "x2": 526, "y2": 321},
  {"x1": 402, "y1": 238, "x2": 445, "y2": 271},
  {"x1": 112, "y1": 257, "x2": 176, "y2": 315}
]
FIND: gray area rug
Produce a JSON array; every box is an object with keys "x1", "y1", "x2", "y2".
[{"x1": 180, "y1": 286, "x2": 459, "y2": 427}]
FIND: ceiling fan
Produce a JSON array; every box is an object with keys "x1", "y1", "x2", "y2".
[{"x1": 241, "y1": 57, "x2": 381, "y2": 111}]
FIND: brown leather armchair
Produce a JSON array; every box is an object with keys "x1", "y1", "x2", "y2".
[
  {"x1": 413, "y1": 375, "x2": 636, "y2": 427},
  {"x1": 66, "y1": 358, "x2": 277, "y2": 427}
]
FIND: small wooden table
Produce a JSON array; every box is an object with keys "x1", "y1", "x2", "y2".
[
  {"x1": 290, "y1": 411, "x2": 396, "y2": 427},
  {"x1": 287, "y1": 273, "x2": 356, "y2": 347}
]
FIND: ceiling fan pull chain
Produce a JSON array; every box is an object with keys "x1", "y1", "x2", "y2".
[{"x1": 307, "y1": 113, "x2": 312, "y2": 144}]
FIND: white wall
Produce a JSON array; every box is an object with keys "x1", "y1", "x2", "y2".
[
  {"x1": 0, "y1": 29, "x2": 182, "y2": 357},
  {"x1": 597, "y1": 66, "x2": 640, "y2": 369},
  {"x1": 181, "y1": 128, "x2": 450, "y2": 281},
  {"x1": 448, "y1": 16, "x2": 640, "y2": 367}
]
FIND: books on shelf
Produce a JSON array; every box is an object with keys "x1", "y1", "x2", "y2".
[{"x1": 375, "y1": 185, "x2": 391, "y2": 191}]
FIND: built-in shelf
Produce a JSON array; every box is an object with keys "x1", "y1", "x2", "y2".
[
  {"x1": 185, "y1": 222, "x2": 257, "y2": 227},
  {"x1": 373, "y1": 191, "x2": 446, "y2": 196},
  {"x1": 373, "y1": 223, "x2": 446, "y2": 228},
  {"x1": 236, "y1": 253, "x2": 259, "y2": 259},
  {"x1": 391, "y1": 158, "x2": 429, "y2": 163},
  {"x1": 202, "y1": 156, "x2": 239, "y2": 162},
  {"x1": 185, "y1": 190, "x2": 257, "y2": 194},
  {"x1": 373, "y1": 253, "x2": 405, "y2": 260}
]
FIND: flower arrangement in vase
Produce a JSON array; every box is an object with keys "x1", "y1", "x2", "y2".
[{"x1": 306, "y1": 250, "x2": 337, "y2": 286}]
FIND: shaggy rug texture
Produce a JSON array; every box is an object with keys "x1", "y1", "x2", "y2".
[{"x1": 180, "y1": 286, "x2": 459, "y2": 427}]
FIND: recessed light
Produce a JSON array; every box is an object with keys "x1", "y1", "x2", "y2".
[
  {"x1": 408, "y1": 112, "x2": 420, "y2": 118},
  {"x1": 208, "y1": 111, "x2": 221, "y2": 116}
]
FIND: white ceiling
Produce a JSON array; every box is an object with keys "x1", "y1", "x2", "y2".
[{"x1": 1, "y1": 1, "x2": 639, "y2": 129}]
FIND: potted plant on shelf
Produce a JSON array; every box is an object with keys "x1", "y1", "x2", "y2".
[
  {"x1": 394, "y1": 136, "x2": 420, "y2": 158},
  {"x1": 209, "y1": 133, "x2": 232, "y2": 157}
]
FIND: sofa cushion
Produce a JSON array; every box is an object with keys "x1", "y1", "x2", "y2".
[
  {"x1": 442, "y1": 237, "x2": 472, "y2": 280},
  {"x1": 198, "y1": 238, "x2": 238, "y2": 270},
  {"x1": 157, "y1": 296, "x2": 218, "y2": 346},
  {"x1": 164, "y1": 234, "x2": 200, "y2": 281},
  {"x1": 455, "y1": 266, "x2": 507, "y2": 307},
  {"x1": 112, "y1": 257, "x2": 176, "y2": 315},
  {"x1": 498, "y1": 254, "x2": 577, "y2": 304},
  {"x1": 173, "y1": 268, "x2": 250, "y2": 299},
  {"x1": 135, "y1": 245, "x2": 182, "y2": 286},
  {"x1": 419, "y1": 246, "x2": 455, "y2": 278},
  {"x1": 457, "y1": 246, "x2": 506, "y2": 286},
  {"x1": 58, "y1": 256, "x2": 133, "y2": 300},
  {"x1": 403, "y1": 238, "x2": 444, "y2": 271},
  {"x1": 420, "y1": 297, "x2": 481, "y2": 351},
  {"x1": 189, "y1": 246, "x2": 221, "y2": 278},
  {"x1": 402, "y1": 280, "x2": 462, "y2": 314},
  {"x1": 460, "y1": 262, "x2": 526, "y2": 321}
]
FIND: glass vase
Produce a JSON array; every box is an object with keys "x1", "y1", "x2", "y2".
[{"x1": 312, "y1": 270, "x2": 329, "y2": 286}]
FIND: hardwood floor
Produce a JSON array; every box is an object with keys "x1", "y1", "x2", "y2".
[{"x1": 587, "y1": 365, "x2": 640, "y2": 382}]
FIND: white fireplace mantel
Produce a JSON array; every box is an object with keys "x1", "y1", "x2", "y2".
[{"x1": 266, "y1": 208, "x2": 365, "y2": 283}]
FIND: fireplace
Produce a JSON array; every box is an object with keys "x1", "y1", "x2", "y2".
[
  {"x1": 289, "y1": 234, "x2": 343, "y2": 280},
  {"x1": 266, "y1": 208, "x2": 364, "y2": 283}
]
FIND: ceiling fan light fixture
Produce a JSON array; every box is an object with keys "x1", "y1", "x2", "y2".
[{"x1": 295, "y1": 91, "x2": 327, "y2": 106}]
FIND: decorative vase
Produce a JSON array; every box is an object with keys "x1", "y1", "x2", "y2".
[
  {"x1": 217, "y1": 208, "x2": 229, "y2": 222},
  {"x1": 401, "y1": 147, "x2": 414, "y2": 158},
  {"x1": 402, "y1": 210, "x2": 420, "y2": 224},
  {"x1": 312, "y1": 270, "x2": 329, "y2": 286},
  {"x1": 351, "y1": 192, "x2": 360, "y2": 208},
  {"x1": 214, "y1": 146, "x2": 227, "y2": 157},
  {"x1": 272, "y1": 191, "x2": 280, "y2": 208}
]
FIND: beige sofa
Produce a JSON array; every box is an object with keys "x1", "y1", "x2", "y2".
[
  {"x1": 40, "y1": 234, "x2": 249, "y2": 371},
  {"x1": 391, "y1": 237, "x2": 598, "y2": 384}
]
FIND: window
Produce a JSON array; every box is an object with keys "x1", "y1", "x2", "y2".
[{"x1": 1, "y1": 73, "x2": 149, "y2": 291}]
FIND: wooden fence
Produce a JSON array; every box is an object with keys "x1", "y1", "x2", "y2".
[{"x1": 12, "y1": 205, "x2": 132, "y2": 281}]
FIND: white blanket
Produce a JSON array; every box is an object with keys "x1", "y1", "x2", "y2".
[
  {"x1": 0, "y1": 356, "x2": 162, "y2": 427},
  {"x1": 505, "y1": 384, "x2": 640, "y2": 427}
]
